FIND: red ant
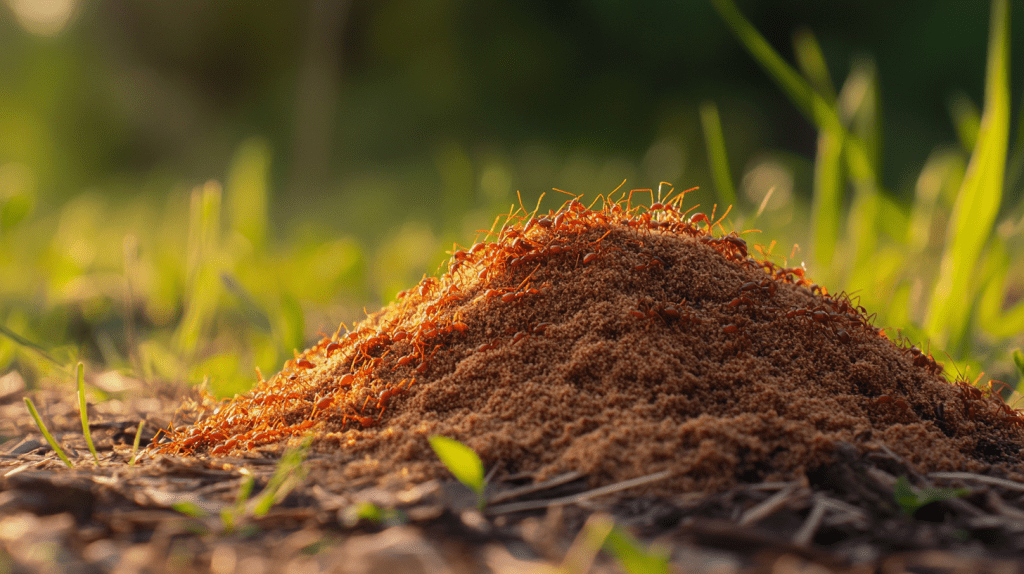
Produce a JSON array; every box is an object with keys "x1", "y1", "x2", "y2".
[
  {"x1": 532, "y1": 322, "x2": 552, "y2": 335},
  {"x1": 870, "y1": 395, "x2": 912, "y2": 415},
  {"x1": 474, "y1": 339, "x2": 500, "y2": 353},
  {"x1": 726, "y1": 296, "x2": 756, "y2": 310},
  {"x1": 908, "y1": 346, "x2": 943, "y2": 375},
  {"x1": 633, "y1": 254, "x2": 665, "y2": 272}
]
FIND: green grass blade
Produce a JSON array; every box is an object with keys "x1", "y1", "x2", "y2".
[
  {"x1": 128, "y1": 420, "x2": 144, "y2": 467},
  {"x1": 1006, "y1": 92, "x2": 1024, "y2": 198},
  {"x1": 252, "y1": 438, "x2": 310, "y2": 517},
  {"x1": 699, "y1": 101, "x2": 737, "y2": 206},
  {"x1": 173, "y1": 501, "x2": 209, "y2": 519},
  {"x1": 603, "y1": 526, "x2": 670, "y2": 574},
  {"x1": 221, "y1": 470, "x2": 255, "y2": 532},
  {"x1": 834, "y1": 58, "x2": 884, "y2": 290},
  {"x1": 429, "y1": 435, "x2": 485, "y2": 508},
  {"x1": 842, "y1": 59, "x2": 883, "y2": 183},
  {"x1": 793, "y1": 28, "x2": 836, "y2": 103},
  {"x1": 907, "y1": 150, "x2": 966, "y2": 251},
  {"x1": 926, "y1": 0, "x2": 1010, "y2": 351},
  {"x1": 810, "y1": 129, "x2": 843, "y2": 271},
  {"x1": 711, "y1": 0, "x2": 879, "y2": 190},
  {"x1": 221, "y1": 272, "x2": 273, "y2": 333},
  {"x1": 840, "y1": 59, "x2": 881, "y2": 164},
  {"x1": 23, "y1": 397, "x2": 73, "y2": 468},
  {"x1": 558, "y1": 513, "x2": 615, "y2": 574},
  {"x1": 792, "y1": 28, "x2": 843, "y2": 274},
  {"x1": 893, "y1": 475, "x2": 970, "y2": 517},
  {"x1": 226, "y1": 138, "x2": 270, "y2": 253},
  {"x1": 174, "y1": 181, "x2": 223, "y2": 356},
  {"x1": 76, "y1": 362, "x2": 99, "y2": 463},
  {"x1": 710, "y1": 0, "x2": 814, "y2": 121},
  {"x1": 948, "y1": 93, "x2": 981, "y2": 151},
  {"x1": 235, "y1": 471, "x2": 255, "y2": 507},
  {"x1": 978, "y1": 242, "x2": 1024, "y2": 337},
  {"x1": 0, "y1": 323, "x2": 65, "y2": 368}
]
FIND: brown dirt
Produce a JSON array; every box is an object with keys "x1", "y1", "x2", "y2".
[{"x1": 154, "y1": 193, "x2": 1024, "y2": 496}]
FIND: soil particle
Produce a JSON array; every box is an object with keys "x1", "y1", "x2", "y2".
[{"x1": 155, "y1": 196, "x2": 1024, "y2": 496}]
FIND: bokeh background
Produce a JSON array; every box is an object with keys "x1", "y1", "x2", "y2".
[{"x1": 1, "y1": 0, "x2": 1023, "y2": 396}]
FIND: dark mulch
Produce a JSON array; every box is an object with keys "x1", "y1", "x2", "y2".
[{"x1": 2, "y1": 384, "x2": 1024, "y2": 573}]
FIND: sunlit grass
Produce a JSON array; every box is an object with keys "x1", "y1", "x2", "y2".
[
  {"x1": 23, "y1": 397, "x2": 73, "y2": 468},
  {"x1": 128, "y1": 420, "x2": 144, "y2": 467},
  {"x1": 76, "y1": 362, "x2": 99, "y2": 463}
]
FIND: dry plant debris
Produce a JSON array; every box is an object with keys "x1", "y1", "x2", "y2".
[{"x1": 152, "y1": 188, "x2": 1024, "y2": 495}]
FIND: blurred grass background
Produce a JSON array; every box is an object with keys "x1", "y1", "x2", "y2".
[{"x1": 1, "y1": 0, "x2": 1023, "y2": 398}]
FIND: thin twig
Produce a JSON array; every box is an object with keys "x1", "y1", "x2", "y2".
[
  {"x1": 488, "y1": 471, "x2": 584, "y2": 505},
  {"x1": 791, "y1": 495, "x2": 869, "y2": 547},
  {"x1": 986, "y1": 490, "x2": 1024, "y2": 520},
  {"x1": 743, "y1": 481, "x2": 801, "y2": 491},
  {"x1": 737, "y1": 484, "x2": 803, "y2": 526},
  {"x1": 928, "y1": 471, "x2": 1024, "y2": 492},
  {"x1": 486, "y1": 470, "x2": 672, "y2": 515},
  {"x1": 791, "y1": 497, "x2": 828, "y2": 547}
]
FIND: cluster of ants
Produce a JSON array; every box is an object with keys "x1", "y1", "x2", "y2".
[{"x1": 153, "y1": 185, "x2": 983, "y2": 456}]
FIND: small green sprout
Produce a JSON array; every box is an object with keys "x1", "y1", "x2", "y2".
[
  {"x1": 893, "y1": 475, "x2": 970, "y2": 517},
  {"x1": 553, "y1": 514, "x2": 669, "y2": 574},
  {"x1": 128, "y1": 420, "x2": 144, "y2": 467},
  {"x1": 175, "y1": 441, "x2": 310, "y2": 533},
  {"x1": 602, "y1": 525, "x2": 671, "y2": 574},
  {"x1": 23, "y1": 397, "x2": 73, "y2": 468},
  {"x1": 428, "y1": 435, "x2": 485, "y2": 510},
  {"x1": 251, "y1": 438, "x2": 310, "y2": 517},
  {"x1": 172, "y1": 501, "x2": 209, "y2": 519},
  {"x1": 76, "y1": 363, "x2": 100, "y2": 463},
  {"x1": 341, "y1": 501, "x2": 406, "y2": 528},
  {"x1": 220, "y1": 470, "x2": 255, "y2": 532}
]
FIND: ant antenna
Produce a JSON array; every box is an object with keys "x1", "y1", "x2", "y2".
[
  {"x1": 531, "y1": 192, "x2": 545, "y2": 220},
  {"x1": 657, "y1": 181, "x2": 673, "y2": 203},
  {"x1": 609, "y1": 179, "x2": 628, "y2": 203}
]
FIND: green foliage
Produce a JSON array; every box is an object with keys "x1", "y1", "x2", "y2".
[
  {"x1": 892, "y1": 475, "x2": 970, "y2": 517},
  {"x1": 251, "y1": 438, "x2": 311, "y2": 517},
  {"x1": 925, "y1": 0, "x2": 1010, "y2": 353},
  {"x1": 128, "y1": 420, "x2": 144, "y2": 467},
  {"x1": 23, "y1": 397, "x2": 72, "y2": 468},
  {"x1": 220, "y1": 471, "x2": 255, "y2": 533},
  {"x1": 76, "y1": 362, "x2": 99, "y2": 463},
  {"x1": 171, "y1": 501, "x2": 209, "y2": 519},
  {"x1": 173, "y1": 440, "x2": 310, "y2": 532},
  {"x1": 0, "y1": 140, "x2": 371, "y2": 394},
  {"x1": 341, "y1": 502, "x2": 407, "y2": 528},
  {"x1": 428, "y1": 435, "x2": 486, "y2": 510},
  {"x1": 699, "y1": 101, "x2": 737, "y2": 206},
  {"x1": 549, "y1": 513, "x2": 668, "y2": 574},
  {"x1": 602, "y1": 525, "x2": 671, "y2": 574}
]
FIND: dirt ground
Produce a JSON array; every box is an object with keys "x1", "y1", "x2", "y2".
[{"x1": 3, "y1": 384, "x2": 1024, "y2": 573}]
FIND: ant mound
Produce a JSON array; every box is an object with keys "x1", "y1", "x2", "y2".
[{"x1": 155, "y1": 194, "x2": 1024, "y2": 494}]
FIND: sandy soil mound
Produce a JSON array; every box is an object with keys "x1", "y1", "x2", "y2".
[{"x1": 153, "y1": 192, "x2": 1024, "y2": 494}]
